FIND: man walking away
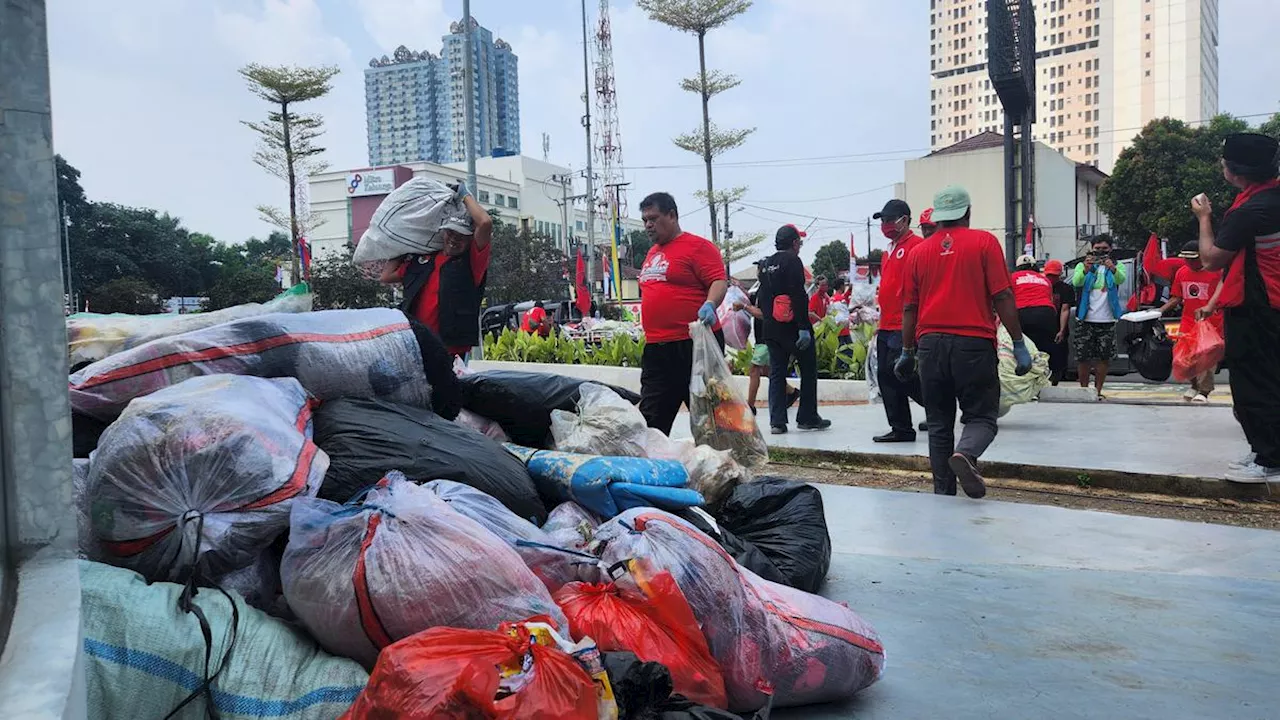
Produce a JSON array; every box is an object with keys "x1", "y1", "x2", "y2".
[
  {"x1": 1043, "y1": 259, "x2": 1075, "y2": 385},
  {"x1": 1071, "y1": 236, "x2": 1126, "y2": 399},
  {"x1": 872, "y1": 199, "x2": 926, "y2": 442},
  {"x1": 1192, "y1": 132, "x2": 1280, "y2": 483},
  {"x1": 1158, "y1": 241, "x2": 1224, "y2": 403},
  {"x1": 758, "y1": 224, "x2": 831, "y2": 434},
  {"x1": 380, "y1": 181, "x2": 493, "y2": 359},
  {"x1": 636, "y1": 192, "x2": 728, "y2": 435},
  {"x1": 898, "y1": 185, "x2": 1033, "y2": 498},
  {"x1": 1011, "y1": 255, "x2": 1059, "y2": 358}
]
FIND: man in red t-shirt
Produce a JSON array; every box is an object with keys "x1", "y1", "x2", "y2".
[
  {"x1": 1010, "y1": 254, "x2": 1059, "y2": 359},
  {"x1": 808, "y1": 276, "x2": 830, "y2": 325},
  {"x1": 872, "y1": 198, "x2": 927, "y2": 443},
  {"x1": 1159, "y1": 241, "x2": 1224, "y2": 402},
  {"x1": 380, "y1": 181, "x2": 493, "y2": 358},
  {"x1": 899, "y1": 185, "x2": 1032, "y2": 499},
  {"x1": 636, "y1": 192, "x2": 728, "y2": 434},
  {"x1": 522, "y1": 301, "x2": 552, "y2": 337}
]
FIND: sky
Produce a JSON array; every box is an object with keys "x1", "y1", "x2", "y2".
[{"x1": 46, "y1": 0, "x2": 1280, "y2": 265}]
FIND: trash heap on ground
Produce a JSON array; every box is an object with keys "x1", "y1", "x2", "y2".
[{"x1": 70, "y1": 290, "x2": 885, "y2": 719}]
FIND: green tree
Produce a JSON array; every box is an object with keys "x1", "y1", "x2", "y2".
[
  {"x1": 72, "y1": 202, "x2": 207, "y2": 298},
  {"x1": 310, "y1": 248, "x2": 396, "y2": 310},
  {"x1": 239, "y1": 63, "x2": 340, "y2": 281},
  {"x1": 637, "y1": 0, "x2": 754, "y2": 249},
  {"x1": 86, "y1": 277, "x2": 164, "y2": 315},
  {"x1": 1097, "y1": 114, "x2": 1266, "y2": 249},
  {"x1": 486, "y1": 219, "x2": 569, "y2": 305},
  {"x1": 204, "y1": 266, "x2": 282, "y2": 311},
  {"x1": 812, "y1": 240, "x2": 849, "y2": 283},
  {"x1": 624, "y1": 229, "x2": 652, "y2": 268}
]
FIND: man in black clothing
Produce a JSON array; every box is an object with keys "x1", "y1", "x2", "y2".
[
  {"x1": 1193, "y1": 132, "x2": 1280, "y2": 483},
  {"x1": 1043, "y1": 259, "x2": 1075, "y2": 385},
  {"x1": 757, "y1": 224, "x2": 831, "y2": 434}
]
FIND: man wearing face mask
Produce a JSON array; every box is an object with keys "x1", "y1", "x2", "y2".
[
  {"x1": 380, "y1": 181, "x2": 493, "y2": 359},
  {"x1": 871, "y1": 198, "x2": 927, "y2": 442}
]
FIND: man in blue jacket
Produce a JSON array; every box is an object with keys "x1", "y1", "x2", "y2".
[{"x1": 1071, "y1": 236, "x2": 1126, "y2": 399}]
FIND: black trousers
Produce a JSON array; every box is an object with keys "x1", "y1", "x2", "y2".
[
  {"x1": 1018, "y1": 306, "x2": 1058, "y2": 358},
  {"x1": 876, "y1": 330, "x2": 923, "y2": 435},
  {"x1": 918, "y1": 334, "x2": 1000, "y2": 495},
  {"x1": 765, "y1": 337, "x2": 820, "y2": 429},
  {"x1": 1225, "y1": 308, "x2": 1280, "y2": 467},
  {"x1": 639, "y1": 330, "x2": 725, "y2": 436}
]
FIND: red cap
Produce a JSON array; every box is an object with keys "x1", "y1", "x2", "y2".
[
  {"x1": 919, "y1": 208, "x2": 936, "y2": 227},
  {"x1": 1043, "y1": 259, "x2": 1064, "y2": 276}
]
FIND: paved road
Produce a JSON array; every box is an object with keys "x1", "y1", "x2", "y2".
[
  {"x1": 675, "y1": 401, "x2": 1248, "y2": 481},
  {"x1": 774, "y1": 484, "x2": 1280, "y2": 719}
]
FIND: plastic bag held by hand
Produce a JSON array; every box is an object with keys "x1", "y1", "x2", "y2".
[
  {"x1": 281, "y1": 473, "x2": 566, "y2": 668},
  {"x1": 1172, "y1": 318, "x2": 1225, "y2": 382},
  {"x1": 865, "y1": 332, "x2": 881, "y2": 403},
  {"x1": 506, "y1": 445, "x2": 703, "y2": 519},
  {"x1": 717, "y1": 286, "x2": 753, "y2": 351},
  {"x1": 353, "y1": 177, "x2": 459, "y2": 265},
  {"x1": 688, "y1": 322, "x2": 769, "y2": 468},
  {"x1": 342, "y1": 621, "x2": 598, "y2": 719},
  {"x1": 553, "y1": 559, "x2": 727, "y2": 708},
  {"x1": 996, "y1": 325, "x2": 1050, "y2": 417}
]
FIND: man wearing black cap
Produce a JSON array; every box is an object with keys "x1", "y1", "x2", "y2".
[
  {"x1": 1192, "y1": 132, "x2": 1280, "y2": 483},
  {"x1": 871, "y1": 198, "x2": 927, "y2": 442},
  {"x1": 757, "y1": 224, "x2": 830, "y2": 434}
]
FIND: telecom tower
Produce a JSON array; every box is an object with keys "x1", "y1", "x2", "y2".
[{"x1": 594, "y1": 0, "x2": 626, "y2": 300}]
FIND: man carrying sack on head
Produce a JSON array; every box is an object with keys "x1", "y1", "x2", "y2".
[{"x1": 1191, "y1": 132, "x2": 1280, "y2": 484}]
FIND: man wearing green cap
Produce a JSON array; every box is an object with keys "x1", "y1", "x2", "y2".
[
  {"x1": 1191, "y1": 132, "x2": 1280, "y2": 483},
  {"x1": 897, "y1": 185, "x2": 1032, "y2": 498}
]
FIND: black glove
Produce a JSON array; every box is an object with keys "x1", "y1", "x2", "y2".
[{"x1": 893, "y1": 347, "x2": 918, "y2": 382}]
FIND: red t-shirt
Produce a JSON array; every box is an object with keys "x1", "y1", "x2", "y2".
[
  {"x1": 638, "y1": 232, "x2": 727, "y2": 343},
  {"x1": 830, "y1": 289, "x2": 851, "y2": 337},
  {"x1": 1011, "y1": 270, "x2": 1055, "y2": 310},
  {"x1": 1172, "y1": 265, "x2": 1221, "y2": 334},
  {"x1": 522, "y1": 306, "x2": 551, "y2": 336},
  {"x1": 904, "y1": 227, "x2": 1012, "y2": 342},
  {"x1": 877, "y1": 232, "x2": 925, "y2": 331},
  {"x1": 808, "y1": 291, "x2": 830, "y2": 323},
  {"x1": 398, "y1": 240, "x2": 492, "y2": 356}
]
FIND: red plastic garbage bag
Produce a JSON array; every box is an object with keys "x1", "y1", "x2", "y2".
[
  {"x1": 553, "y1": 560, "x2": 727, "y2": 709},
  {"x1": 342, "y1": 622, "x2": 598, "y2": 720},
  {"x1": 1172, "y1": 317, "x2": 1225, "y2": 382}
]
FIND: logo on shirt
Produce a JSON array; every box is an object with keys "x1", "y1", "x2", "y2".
[
  {"x1": 940, "y1": 235, "x2": 954, "y2": 256},
  {"x1": 639, "y1": 251, "x2": 669, "y2": 284},
  {"x1": 895, "y1": 247, "x2": 906, "y2": 260},
  {"x1": 1185, "y1": 281, "x2": 1209, "y2": 299}
]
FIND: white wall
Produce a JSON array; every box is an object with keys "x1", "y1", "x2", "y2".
[
  {"x1": 1032, "y1": 144, "x2": 1078, "y2": 263},
  {"x1": 904, "y1": 147, "x2": 1007, "y2": 246}
]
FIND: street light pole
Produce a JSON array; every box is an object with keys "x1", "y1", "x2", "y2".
[{"x1": 462, "y1": 0, "x2": 477, "y2": 193}]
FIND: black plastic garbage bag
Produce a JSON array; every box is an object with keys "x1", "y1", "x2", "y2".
[
  {"x1": 73, "y1": 410, "x2": 109, "y2": 459},
  {"x1": 312, "y1": 397, "x2": 546, "y2": 524},
  {"x1": 716, "y1": 477, "x2": 832, "y2": 594},
  {"x1": 459, "y1": 370, "x2": 641, "y2": 447},
  {"x1": 1126, "y1": 321, "x2": 1174, "y2": 382}
]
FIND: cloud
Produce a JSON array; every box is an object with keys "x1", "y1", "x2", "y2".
[
  {"x1": 213, "y1": 0, "x2": 352, "y2": 66},
  {"x1": 355, "y1": 0, "x2": 449, "y2": 53}
]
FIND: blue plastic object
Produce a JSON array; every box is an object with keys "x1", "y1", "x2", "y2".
[{"x1": 505, "y1": 445, "x2": 704, "y2": 518}]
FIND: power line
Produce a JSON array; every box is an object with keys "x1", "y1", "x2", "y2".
[{"x1": 747, "y1": 183, "x2": 898, "y2": 205}]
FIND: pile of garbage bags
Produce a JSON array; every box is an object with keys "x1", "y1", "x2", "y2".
[{"x1": 71, "y1": 298, "x2": 882, "y2": 719}]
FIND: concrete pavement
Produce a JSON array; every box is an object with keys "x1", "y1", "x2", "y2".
[
  {"x1": 776, "y1": 484, "x2": 1280, "y2": 719},
  {"x1": 674, "y1": 401, "x2": 1263, "y2": 496}
]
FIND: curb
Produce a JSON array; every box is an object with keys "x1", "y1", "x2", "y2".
[{"x1": 768, "y1": 447, "x2": 1276, "y2": 501}]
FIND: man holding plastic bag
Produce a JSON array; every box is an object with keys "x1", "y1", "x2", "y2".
[
  {"x1": 757, "y1": 224, "x2": 830, "y2": 434},
  {"x1": 379, "y1": 181, "x2": 493, "y2": 358},
  {"x1": 1159, "y1": 241, "x2": 1225, "y2": 403},
  {"x1": 636, "y1": 192, "x2": 728, "y2": 434}
]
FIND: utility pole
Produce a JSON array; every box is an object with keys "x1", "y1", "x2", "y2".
[
  {"x1": 722, "y1": 198, "x2": 732, "y2": 276},
  {"x1": 61, "y1": 201, "x2": 73, "y2": 311},
  {"x1": 462, "y1": 0, "x2": 477, "y2": 194},
  {"x1": 580, "y1": 0, "x2": 597, "y2": 303},
  {"x1": 865, "y1": 217, "x2": 872, "y2": 258}
]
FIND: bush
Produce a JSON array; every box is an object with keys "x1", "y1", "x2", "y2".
[
  {"x1": 204, "y1": 266, "x2": 281, "y2": 311},
  {"x1": 85, "y1": 277, "x2": 164, "y2": 315},
  {"x1": 311, "y1": 248, "x2": 396, "y2": 310}
]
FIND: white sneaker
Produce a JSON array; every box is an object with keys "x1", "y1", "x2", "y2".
[
  {"x1": 1225, "y1": 461, "x2": 1280, "y2": 484},
  {"x1": 1191, "y1": 394, "x2": 1209, "y2": 404},
  {"x1": 1228, "y1": 452, "x2": 1257, "y2": 470},
  {"x1": 1183, "y1": 388, "x2": 1198, "y2": 401}
]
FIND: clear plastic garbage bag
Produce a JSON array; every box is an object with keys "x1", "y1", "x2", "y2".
[
  {"x1": 551, "y1": 383, "x2": 651, "y2": 457},
  {"x1": 689, "y1": 322, "x2": 769, "y2": 469}
]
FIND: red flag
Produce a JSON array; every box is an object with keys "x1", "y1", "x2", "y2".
[
  {"x1": 297, "y1": 236, "x2": 312, "y2": 281},
  {"x1": 574, "y1": 249, "x2": 591, "y2": 317},
  {"x1": 1023, "y1": 217, "x2": 1035, "y2": 256}
]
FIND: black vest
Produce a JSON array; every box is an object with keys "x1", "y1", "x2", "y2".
[{"x1": 400, "y1": 252, "x2": 486, "y2": 347}]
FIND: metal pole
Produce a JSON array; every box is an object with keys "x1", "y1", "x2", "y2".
[
  {"x1": 462, "y1": 0, "x2": 477, "y2": 193},
  {"x1": 581, "y1": 0, "x2": 597, "y2": 304},
  {"x1": 1020, "y1": 116, "x2": 1035, "y2": 256},
  {"x1": 61, "y1": 201, "x2": 72, "y2": 310},
  {"x1": 1003, "y1": 114, "x2": 1018, "y2": 268},
  {"x1": 722, "y1": 198, "x2": 731, "y2": 276}
]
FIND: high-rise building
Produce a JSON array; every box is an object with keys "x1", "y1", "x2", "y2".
[
  {"x1": 928, "y1": 0, "x2": 1218, "y2": 172},
  {"x1": 365, "y1": 18, "x2": 520, "y2": 166}
]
